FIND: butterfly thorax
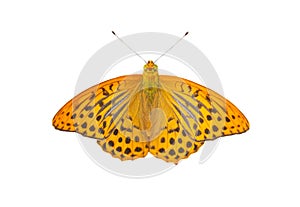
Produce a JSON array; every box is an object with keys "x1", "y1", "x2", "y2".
[{"x1": 142, "y1": 60, "x2": 160, "y2": 105}]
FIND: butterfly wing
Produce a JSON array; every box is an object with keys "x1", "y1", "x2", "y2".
[
  {"x1": 148, "y1": 75, "x2": 249, "y2": 163},
  {"x1": 52, "y1": 75, "x2": 149, "y2": 160},
  {"x1": 53, "y1": 74, "x2": 249, "y2": 163}
]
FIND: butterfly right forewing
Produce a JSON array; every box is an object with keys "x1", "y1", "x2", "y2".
[{"x1": 159, "y1": 75, "x2": 250, "y2": 140}]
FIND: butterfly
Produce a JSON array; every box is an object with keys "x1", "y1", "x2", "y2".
[{"x1": 53, "y1": 59, "x2": 250, "y2": 164}]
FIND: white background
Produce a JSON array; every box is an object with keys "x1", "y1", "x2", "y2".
[{"x1": 1, "y1": 0, "x2": 299, "y2": 206}]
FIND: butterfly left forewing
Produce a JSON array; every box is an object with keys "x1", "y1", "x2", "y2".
[{"x1": 53, "y1": 75, "x2": 150, "y2": 160}]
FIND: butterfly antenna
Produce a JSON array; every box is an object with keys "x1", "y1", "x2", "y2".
[
  {"x1": 112, "y1": 31, "x2": 147, "y2": 63},
  {"x1": 154, "y1": 32, "x2": 189, "y2": 63}
]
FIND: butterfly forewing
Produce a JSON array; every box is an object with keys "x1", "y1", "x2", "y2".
[
  {"x1": 53, "y1": 75, "x2": 150, "y2": 160},
  {"x1": 159, "y1": 75, "x2": 249, "y2": 139}
]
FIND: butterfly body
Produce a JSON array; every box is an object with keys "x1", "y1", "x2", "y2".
[
  {"x1": 53, "y1": 60, "x2": 249, "y2": 164},
  {"x1": 142, "y1": 60, "x2": 160, "y2": 104}
]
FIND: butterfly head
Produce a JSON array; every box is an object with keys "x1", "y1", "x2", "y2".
[{"x1": 144, "y1": 60, "x2": 158, "y2": 73}]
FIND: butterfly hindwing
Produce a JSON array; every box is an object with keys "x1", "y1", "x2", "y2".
[
  {"x1": 147, "y1": 89, "x2": 204, "y2": 163},
  {"x1": 96, "y1": 89, "x2": 150, "y2": 161}
]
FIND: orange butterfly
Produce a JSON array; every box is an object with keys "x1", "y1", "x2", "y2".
[{"x1": 53, "y1": 57, "x2": 249, "y2": 164}]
